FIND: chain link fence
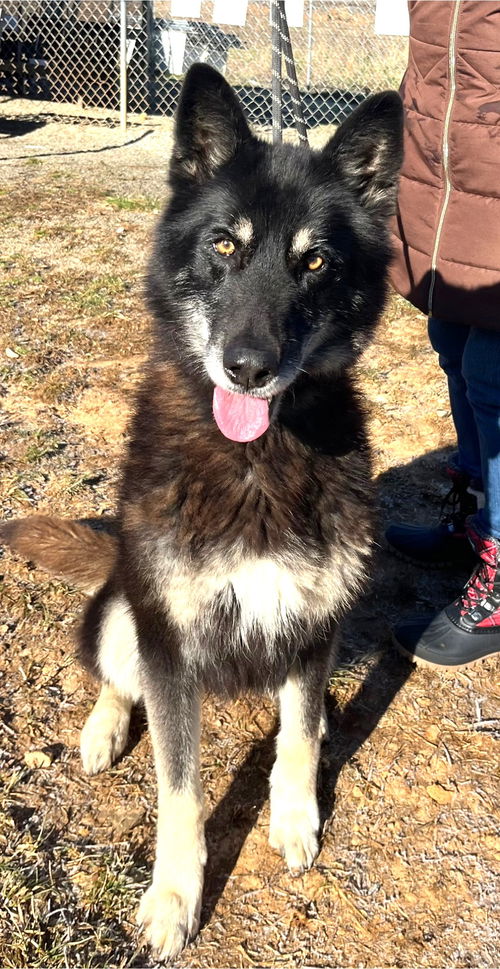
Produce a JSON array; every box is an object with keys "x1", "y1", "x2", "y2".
[{"x1": 0, "y1": 1, "x2": 407, "y2": 131}]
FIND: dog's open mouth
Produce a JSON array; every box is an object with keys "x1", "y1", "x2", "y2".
[{"x1": 213, "y1": 386, "x2": 270, "y2": 442}]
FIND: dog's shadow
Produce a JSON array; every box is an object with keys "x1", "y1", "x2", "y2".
[{"x1": 201, "y1": 645, "x2": 412, "y2": 927}]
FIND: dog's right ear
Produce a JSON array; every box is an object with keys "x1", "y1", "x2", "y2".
[{"x1": 170, "y1": 63, "x2": 253, "y2": 183}]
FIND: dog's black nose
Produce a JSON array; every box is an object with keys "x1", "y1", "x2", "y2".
[{"x1": 223, "y1": 345, "x2": 279, "y2": 391}]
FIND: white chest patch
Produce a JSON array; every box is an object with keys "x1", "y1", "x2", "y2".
[
  {"x1": 227, "y1": 559, "x2": 304, "y2": 634},
  {"x1": 164, "y1": 550, "x2": 355, "y2": 640}
]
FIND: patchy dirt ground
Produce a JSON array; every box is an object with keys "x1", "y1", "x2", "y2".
[{"x1": 0, "y1": 108, "x2": 499, "y2": 969}]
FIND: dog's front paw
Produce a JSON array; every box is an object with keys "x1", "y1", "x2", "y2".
[
  {"x1": 269, "y1": 799, "x2": 320, "y2": 874},
  {"x1": 137, "y1": 881, "x2": 201, "y2": 962},
  {"x1": 80, "y1": 703, "x2": 130, "y2": 775}
]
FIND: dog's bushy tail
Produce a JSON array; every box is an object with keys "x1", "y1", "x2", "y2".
[{"x1": 0, "y1": 516, "x2": 117, "y2": 594}]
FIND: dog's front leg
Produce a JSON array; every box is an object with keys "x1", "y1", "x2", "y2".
[
  {"x1": 137, "y1": 639, "x2": 205, "y2": 962},
  {"x1": 269, "y1": 631, "x2": 336, "y2": 873}
]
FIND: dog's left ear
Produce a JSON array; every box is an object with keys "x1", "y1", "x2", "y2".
[
  {"x1": 171, "y1": 63, "x2": 253, "y2": 183},
  {"x1": 322, "y1": 91, "x2": 404, "y2": 220}
]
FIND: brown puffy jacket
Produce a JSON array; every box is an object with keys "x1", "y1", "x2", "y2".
[{"x1": 390, "y1": 1, "x2": 500, "y2": 330}]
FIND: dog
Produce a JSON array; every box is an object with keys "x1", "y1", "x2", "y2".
[{"x1": 0, "y1": 64, "x2": 403, "y2": 961}]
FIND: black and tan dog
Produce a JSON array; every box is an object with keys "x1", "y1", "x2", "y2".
[{"x1": 1, "y1": 65, "x2": 403, "y2": 961}]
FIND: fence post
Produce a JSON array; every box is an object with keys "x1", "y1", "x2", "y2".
[{"x1": 119, "y1": 0, "x2": 127, "y2": 130}]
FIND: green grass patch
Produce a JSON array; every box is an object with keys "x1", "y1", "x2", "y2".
[
  {"x1": 0, "y1": 269, "x2": 44, "y2": 307},
  {"x1": 24, "y1": 431, "x2": 65, "y2": 464},
  {"x1": 105, "y1": 195, "x2": 158, "y2": 213},
  {"x1": 33, "y1": 223, "x2": 75, "y2": 240},
  {"x1": 69, "y1": 274, "x2": 126, "y2": 314}
]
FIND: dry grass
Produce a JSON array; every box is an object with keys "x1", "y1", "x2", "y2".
[{"x1": 0, "y1": 108, "x2": 499, "y2": 968}]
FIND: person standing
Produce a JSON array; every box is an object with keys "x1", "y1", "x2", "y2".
[{"x1": 386, "y1": 1, "x2": 500, "y2": 668}]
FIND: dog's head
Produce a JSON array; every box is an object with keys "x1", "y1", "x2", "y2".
[{"x1": 148, "y1": 64, "x2": 403, "y2": 441}]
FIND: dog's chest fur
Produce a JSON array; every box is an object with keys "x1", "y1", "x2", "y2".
[
  {"x1": 167, "y1": 553, "x2": 338, "y2": 634},
  {"x1": 148, "y1": 539, "x2": 361, "y2": 642},
  {"x1": 117, "y1": 364, "x2": 374, "y2": 691}
]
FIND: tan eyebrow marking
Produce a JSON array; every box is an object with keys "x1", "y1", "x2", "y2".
[
  {"x1": 290, "y1": 227, "x2": 314, "y2": 259},
  {"x1": 233, "y1": 217, "x2": 254, "y2": 245}
]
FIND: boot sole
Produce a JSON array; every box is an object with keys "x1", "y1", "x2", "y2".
[{"x1": 393, "y1": 635, "x2": 497, "y2": 670}]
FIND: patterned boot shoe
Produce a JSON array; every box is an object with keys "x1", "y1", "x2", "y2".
[
  {"x1": 392, "y1": 523, "x2": 500, "y2": 668},
  {"x1": 385, "y1": 467, "x2": 480, "y2": 567}
]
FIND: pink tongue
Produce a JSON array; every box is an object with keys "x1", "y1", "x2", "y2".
[{"x1": 213, "y1": 386, "x2": 270, "y2": 442}]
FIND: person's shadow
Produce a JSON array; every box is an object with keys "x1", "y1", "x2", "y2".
[{"x1": 200, "y1": 444, "x2": 466, "y2": 924}]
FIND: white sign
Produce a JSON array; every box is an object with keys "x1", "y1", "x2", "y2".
[
  {"x1": 285, "y1": 0, "x2": 304, "y2": 29},
  {"x1": 126, "y1": 38, "x2": 136, "y2": 66},
  {"x1": 213, "y1": 0, "x2": 248, "y2": 27},
  {"x1": 375, "y1": 0, "x2": 409, "y2": 36},
  {"x1": 171, "y1": 0, "x2": 202, "y2": 16},
  {"x1": 160, "y1": 27, "x2": 187, "y2": 75}
]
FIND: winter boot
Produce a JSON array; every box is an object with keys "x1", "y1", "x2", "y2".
[
  {"x1": 393, "y1": 522, "x2": 500, "y2": 668},
  {"x1": 385, "y1": 468, "x2": 480, "y2": 567}
]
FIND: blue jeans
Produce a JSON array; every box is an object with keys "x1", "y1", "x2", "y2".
[{"x1": 428, "y1": 317, "x2": 500, "y2": 540}]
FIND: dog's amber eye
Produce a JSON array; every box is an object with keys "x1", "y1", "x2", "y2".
[
  {"x1": 214, "y1": 239, "x2": 236, "y2": 256},
  {"x1": 307, "y1": 254, "x2": 324, "y2": 272}
]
